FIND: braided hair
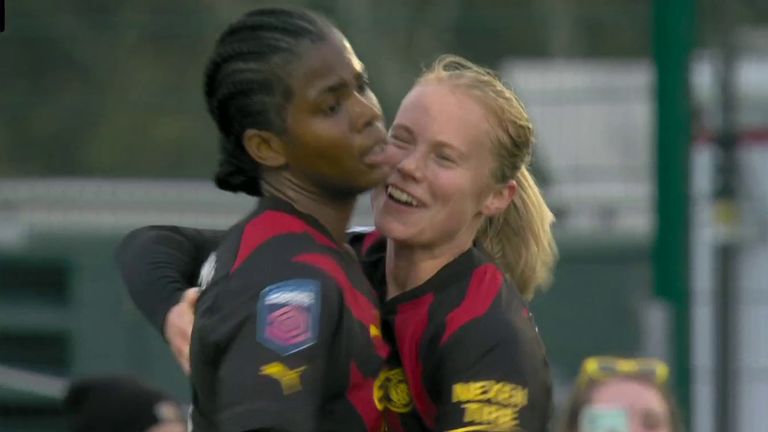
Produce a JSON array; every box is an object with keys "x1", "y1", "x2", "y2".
[{"x1": 204, "y1": 7, "x2": 335, "y2": 196}]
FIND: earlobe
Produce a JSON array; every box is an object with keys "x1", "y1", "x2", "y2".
[
  {"x1": 482, "y1": 179, "x2": 517, "y2": 216},
  {"x1": 243, "y1": 129, "x2": 287, "y2": 168}
]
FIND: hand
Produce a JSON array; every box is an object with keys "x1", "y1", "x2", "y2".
[{"x1": 164, "y1": 287, "x2": 200, "y2": 375}]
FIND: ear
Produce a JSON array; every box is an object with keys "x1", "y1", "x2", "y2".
[
  {"x1": 242, "y1": 129, "x2": 287, "y2": 168},
  {"x1": 481, "y1": 179, "x2": 517, "y2": 217}
]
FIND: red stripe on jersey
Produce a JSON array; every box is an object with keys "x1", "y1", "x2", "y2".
[
  {"x1": 293, "y1": 253, "x2": 390, "y2": 359},
  {"x1": 231, "y1": 210, "x2": 338, "y2": 272},
  {"x1": 440, "y1": 263, "x2": 503, "y2": 346},
  {"x1": 361, "y1": 230, "x2": 383, "y2": 256},
  {"x1": 395, "y1": 293, "x2": 437, "y2": 429},
  {"x1": 348, "y1": 362, "x2": 383, "y2": 432}
]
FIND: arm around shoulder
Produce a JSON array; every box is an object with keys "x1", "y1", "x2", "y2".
[{"x1": 115, "y1": 225, "x2": 224, "y2": 333}]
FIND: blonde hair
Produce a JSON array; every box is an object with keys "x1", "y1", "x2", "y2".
[{"x1": 418, "y1": 55, "x2": 557, "y2": 300}]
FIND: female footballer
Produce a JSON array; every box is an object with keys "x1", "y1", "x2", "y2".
[{"x1": 132, "y1": 7, "x2": 395, "y2": 432}]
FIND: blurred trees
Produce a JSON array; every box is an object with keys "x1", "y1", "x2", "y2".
[
  {"x1": 2, "y1": 1, "x2": 221, "y2": 177},
  {"x1": 1, "y1": 0, "x2": 765, "y2": 177}
]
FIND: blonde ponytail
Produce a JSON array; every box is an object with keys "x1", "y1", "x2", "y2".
[{"x1": 477, "y1": 166, "x2": 557, "y2": 300}]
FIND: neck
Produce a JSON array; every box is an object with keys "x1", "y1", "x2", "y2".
[
  {"x1": 385, "y1": 237, "x2": 474, "y2": 300},
  {"x1": 261, "y1": 174, "x2": 357, "y2": 245}
]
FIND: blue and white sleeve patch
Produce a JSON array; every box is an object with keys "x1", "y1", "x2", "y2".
[{"x1": 256, "y1": 279, "x2": 321, "y2": 356}]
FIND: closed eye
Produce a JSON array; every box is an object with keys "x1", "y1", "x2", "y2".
[
  {"x1": 434, "y1": 151, "x2": 458, "y2": 165},
  {"x1": 388, "y1": 134, "x2": 413, "y2": 149},
  {"x1": 357, "y1": 76, "x2": 371, "y2": 94}
]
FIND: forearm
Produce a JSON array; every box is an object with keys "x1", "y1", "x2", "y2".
[{"x1": 115, "y1": 225, "x2": 223, "y2": 333}]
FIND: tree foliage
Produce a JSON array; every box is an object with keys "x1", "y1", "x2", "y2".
[{"x1": 2, "y1": 0, "x2": 762, "y2": 177}]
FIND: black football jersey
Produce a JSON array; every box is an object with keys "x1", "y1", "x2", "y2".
[
  {"x1": 117, "y1": 222, "x2": 552, "y2": 432},
  {"x1": 351, "y1": 231, "x2": 553, "y2": 432},
  {"x1": 188, "y1": 198, "x2": 389, "y2": 432}
]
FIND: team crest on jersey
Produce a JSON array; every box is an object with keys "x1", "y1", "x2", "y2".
[
  {"x1": 374, "y1": 368, "x2": 413, "y2": 413},
  {"x1": 256, "y1": 279, "x2": 321, "y2": 356}
]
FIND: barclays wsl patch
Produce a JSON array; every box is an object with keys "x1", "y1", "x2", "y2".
[{"x1": 256, "y1": 279, "x2": 321, "y2": 356}]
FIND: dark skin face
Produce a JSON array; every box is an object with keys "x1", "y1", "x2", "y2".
[{"x1": 245, "y1": 31, "x2": 389, "y2": 201}]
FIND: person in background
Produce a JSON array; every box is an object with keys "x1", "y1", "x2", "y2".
[
  {"x1": 63, "y1": 375, "x2": 185, "y2": 432},
  {"x1": 559, "y1": 356, "x2": 684, "y2": 432}
]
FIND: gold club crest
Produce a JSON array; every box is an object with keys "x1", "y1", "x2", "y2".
[{"x1": 375, "y1": 368, "x2": 413, "y2": 413}]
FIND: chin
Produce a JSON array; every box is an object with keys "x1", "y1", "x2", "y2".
[
  {"x1": 373, "y1": 216, "x2": 398, "y2": 238},
  {"x1": 374, "y1": 216, "x2": 416, "y2": 244},
  {"x1": 328, "y1": 177, "x2": 376, "y2": 198}
]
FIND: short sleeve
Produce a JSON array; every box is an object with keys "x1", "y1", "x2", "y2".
[{"x1": 214, "y1": 273, "x2": 342, "y2": 432}]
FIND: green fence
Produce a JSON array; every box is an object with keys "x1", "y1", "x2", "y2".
[{"x1": 0, "y1": 231, "x2": 187, "y2": 432}]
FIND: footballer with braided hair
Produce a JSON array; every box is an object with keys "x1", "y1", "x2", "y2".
[{"x1": 128, "y1": 7, "x2": 391, "y2": 432}]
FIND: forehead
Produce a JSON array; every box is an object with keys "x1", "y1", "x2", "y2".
[
  {"x1": 590, "y1": 378, "x2": 667, "y2": 410},
  {"x1": 288, "y1": 32, "x2": 364, "y2": 96},
  {"x1": 394, "y1": 82, "x2": 492, "y2": 146}
]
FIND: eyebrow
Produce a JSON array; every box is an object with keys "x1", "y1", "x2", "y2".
[
  {"x1": 312, "y1": 68, "x2": 369, "y2": 100},
  {"x1": 312, "y1": 79, "x2": 347, "y2": 100},
  {"x1": 389, "y1": 123, "x2": 415, "y2": 138},
  {"x1": 434, "y1": 139, "x2": 467, "y2": 158},
  {"x1": 389, "y1": 125, "x2": 465, "y2": 156}
]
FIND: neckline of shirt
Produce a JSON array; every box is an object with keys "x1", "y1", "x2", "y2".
[{"x1": 383, "y1": 247, "x2": 483, "y2": 308}]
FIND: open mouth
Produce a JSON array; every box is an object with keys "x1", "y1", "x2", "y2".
[{"x1": 386, "y1": 185, "x2": 422, "y2": 207}]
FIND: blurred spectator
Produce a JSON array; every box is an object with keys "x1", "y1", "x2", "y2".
[
  {"x1": 559, "y1": 356, "x2": 683, "y2": 432},
  {"x1": 63, "y1": 375, "x2": 185, "y2": 432}
]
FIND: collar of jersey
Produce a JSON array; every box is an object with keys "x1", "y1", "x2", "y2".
[
  {"x1": 252, "y1": 195, "x2": 339, "y2": 248},
  {"x1": 383, "y1": 246, "x2": 485, "y2": 308}
]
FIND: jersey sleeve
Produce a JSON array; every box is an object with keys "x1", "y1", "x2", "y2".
[
  {"x1": 213, "y1": 265, "x2": 342, "y2": 432},
  {"x1": 115, "y1": 225, "x2": 224, "y2": 334},
  {"x1": 433, "y1": 318, "x2": 548, "y2": 432}
]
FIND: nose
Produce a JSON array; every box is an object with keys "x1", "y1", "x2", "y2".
[
  {"x1": 395, "y1": 148, "x2": 424, "y2": 181},
  {"x1": 350, "y1": 92, "x2": 383, "y2": 132}
]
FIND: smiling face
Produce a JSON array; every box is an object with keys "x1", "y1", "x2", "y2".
[
  {"x1": 278, "y1": 31, "x2": 389, "y2": 198},
  {"x1": 586, "y1": 378, "x2": 673, "y2": 432},
  {"x1": 371, "y1": 82, "x2": 513, "y2": 251}
]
